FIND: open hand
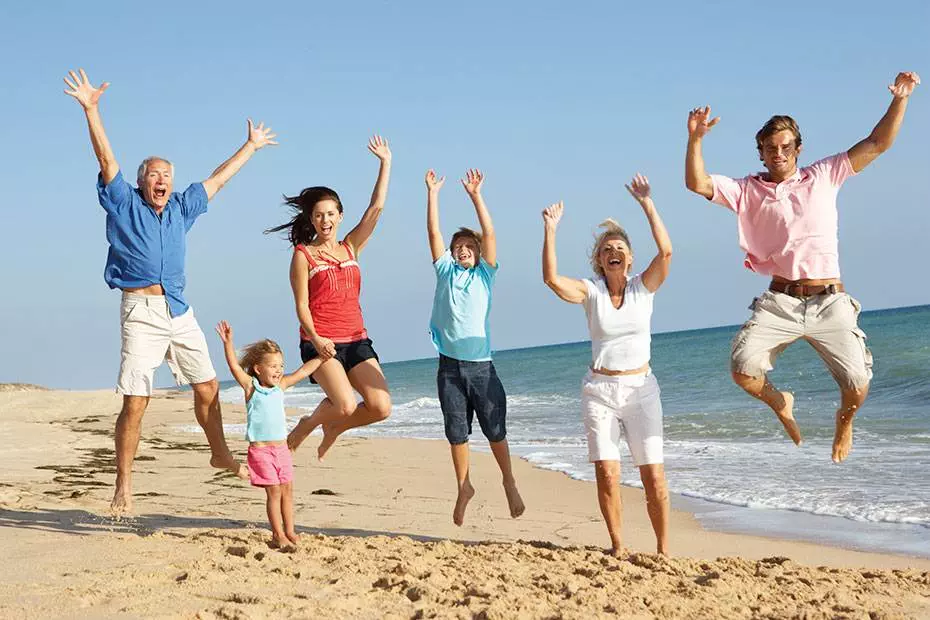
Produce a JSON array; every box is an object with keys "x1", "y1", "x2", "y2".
[
  {"x1": 625, "y1": 173, "x2": 652, "y2": 205},
  {"x1": 461, "y1": 168, "x2": 484, "y2": 196},
  {"x1": 542, "y1": 201, "x2": 564, "y2": 228},
  {"x1": 889, "y1": 72, "x2": 921, "y2": 99},
  {"x1": 247, "y1": 119, "x2": 278, "y2": 149},
  {"x1": 215, "y1": 320, "x2": 234, "y2": 343},
  {"x1": 687, "y1": 106, "x2": 720, "y2": 139},
  {"x1": 63, "y1": 68, "x2": 109, "y2": 110},
  {"x1": 425, "y1": 169, "x2": 445, "y2": 192},
  {"x1": 368, "y1": 135, "x2": 391, "y2": 162}
]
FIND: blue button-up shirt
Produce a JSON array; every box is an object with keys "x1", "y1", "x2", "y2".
[{"x1": 97, "y1": 171, "x2": 209, "y2": 317}]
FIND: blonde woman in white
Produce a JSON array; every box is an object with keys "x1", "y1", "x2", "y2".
[{"x1": 542, "y1": 174, "x2": 673, "y2": 556}]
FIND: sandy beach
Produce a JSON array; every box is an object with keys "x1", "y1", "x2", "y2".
[{"x1": 0, "y1": 388, "x2": 928, "y2": 619}]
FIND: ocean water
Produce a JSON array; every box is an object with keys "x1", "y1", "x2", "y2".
[{"x1": 207, "y1": 304, "x2": 930, "y2": 557}]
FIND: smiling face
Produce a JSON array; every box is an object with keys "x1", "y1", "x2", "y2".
[
  {"x1": 139, "y1": 159, "x2": 173, "y2": 210},
  {"x1": 451, "y1": 236, "x2": 480, "y2": 269},
  {"x1": 597, "y1": 236, "x2": 632, "y2": 277},
  {"x1": 759, "y1": 129, "x2": 802, "y2": 181},
  {"x1": 311, "y1": 199, "x2": 344, "y2": 241},
  {"x1": 253, "y1": 352, "x2": 284, "y2": 388}
]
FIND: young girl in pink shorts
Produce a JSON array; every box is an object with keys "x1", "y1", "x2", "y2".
[{"x1": 216, "y1": 321, "x2": 321, "y2": 549}]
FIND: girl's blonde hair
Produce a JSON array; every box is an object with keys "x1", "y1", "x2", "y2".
[
  {"x1": 238, "y1": 339, "x2": 283, "y2": 378},
  {"x1": 590, "y1": 218, "x2": 632, "y2": 278}
]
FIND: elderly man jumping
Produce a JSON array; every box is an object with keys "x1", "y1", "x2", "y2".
[{"x1": 64, "y1": 68, "x2": 278, "y2": 514}]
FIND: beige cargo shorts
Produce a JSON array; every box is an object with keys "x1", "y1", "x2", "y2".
[{"x1": 730, "y1": 290, "x2": 873, "y2": 390}]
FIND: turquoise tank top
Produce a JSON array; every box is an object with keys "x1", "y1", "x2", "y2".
[{"x1": 245, "y1": 378, "x2": 287, "y2": 442}]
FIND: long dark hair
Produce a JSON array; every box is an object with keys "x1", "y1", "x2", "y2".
[{"x1": 265, "y1": 186, "x2": 343, "y2": 246}]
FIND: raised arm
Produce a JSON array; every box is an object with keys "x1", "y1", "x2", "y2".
[
  {"x1": 542, "y1": 202, "x2": 587, "y2": 304},
  {"x1": 289, "y1": 250, "x2": 335, "y2": 361},
  {"x1": 202, "y1": 119, "x2": 277, "y2": 200},
  {"x1": 461, "y1": 169, "x2": 496, "y2": 267},
  {"x1": 685, "y1": 106, "x2": 720, "y2": 200},
  {"x1": 625, "y1": 174, "x2": 672, "y2": 293},
  {"x1": 215, "y1": 320, "x2": 254, "y2": 394},
  {"x1": 425, "y1": 170, "x2": 446, "y2": 262},
  {"x1": 64, "y1": 69, "x2": 119, "y2": 183},
  {"x1": 345, "y1": 135, "x2": 392, "y2": 256},
  {"x1": 847, "y1": 72, "x2": 921, "y2": 173}
]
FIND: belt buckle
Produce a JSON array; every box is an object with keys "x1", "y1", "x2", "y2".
[{"x1": 784, "y1": 283, "x2": 800, "y2": 298}]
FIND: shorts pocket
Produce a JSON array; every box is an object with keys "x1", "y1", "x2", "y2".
[
  {"x1": 852, "y1": 327, "x2": 873, "y2": 375},
  {"x1": 847, "y1": 294, "x2": 862, "y2": 316},
  {"x1": 120, "y1": 300, "x2": 149, "y2": 326}
]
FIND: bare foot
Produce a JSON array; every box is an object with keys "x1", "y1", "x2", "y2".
[
  {"x1": 832, "y1": 409, "x2": 854, "y2": 463},
  {"x1": 608, "y1": 545, "x2": 624, "y2": 558},
  {"x1": 452, "y1": 480, "x2": 476, "y2": 526},
  {"x1": 110, "y1": 484, "x2": 132, "y2": 518},
  {"x1": 317, "y1": 422, "x2": 341, "y2": 462},
  {"x1": 774, "y1": 391, "x2": 802, "y2": 445},
  {"x1": 287, "y1": 417, "x2": 316, "y2": 453},
  {"x1": 503, "y1": 482, "x2": 525, "y2": 518},
  {"x1": 286, "y1": 531, "x2": 301, "y2": 546},
  {"x1": 211, "y1": 454, "x2": 249, "y2": 480}
]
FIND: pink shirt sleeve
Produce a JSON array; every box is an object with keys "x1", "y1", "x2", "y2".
[
  {"x1": 807, "y1": 152, "x2": 857, "y2": 188},
  {"x1": 710, "y1": 174, "x2": 744, "y2": 213}
]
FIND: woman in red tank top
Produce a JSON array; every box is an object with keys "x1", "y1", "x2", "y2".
[{"x1": 266, "y1": 135, "x2": 393, "y2": 461}]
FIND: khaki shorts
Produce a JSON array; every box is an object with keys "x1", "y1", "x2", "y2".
[
  {"x1": 730, "y1": 290, "x2": 873, "y2": 390},
  {"x1": 117, "y1": 293, "x2": 216, "y2": 396}
]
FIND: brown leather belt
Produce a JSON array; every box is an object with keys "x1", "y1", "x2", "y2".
[{"x1": 769, "y1": 280, "x2": 844, "y2": 298}]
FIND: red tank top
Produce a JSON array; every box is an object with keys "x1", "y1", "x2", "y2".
[{"x1": 296, "y1": 241, "x2": 367, "y2": 343}]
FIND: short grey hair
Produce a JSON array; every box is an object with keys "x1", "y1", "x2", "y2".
[{"x1": 137, "y1": 156, "x2": 175, "y2": 186}]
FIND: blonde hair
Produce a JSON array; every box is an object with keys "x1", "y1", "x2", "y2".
[
  {"x1": 450, "y1": 227, "x2": 483, "y2": 253},
  {"x1": 238, "y1": 339, "x2": 283, "y2": 378},
  {"x1": 590, "y1": 218, "x2": 632, "y2": 278}
]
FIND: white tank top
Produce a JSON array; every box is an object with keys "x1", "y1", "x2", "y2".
[{"x1": 582, "y1": 274, "x2": 654, "y2": 371}]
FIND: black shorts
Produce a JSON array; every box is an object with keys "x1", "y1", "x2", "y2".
[
  {"x1": 299, "y1": 338, "x2": 380, "y2": 384},
  {"x1": 437, "y1": 354, "x2": 507, "y2": 445}
]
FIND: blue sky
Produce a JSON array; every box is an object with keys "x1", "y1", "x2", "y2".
[{"x1": 1, "y1": 1, "x2": 927, "y2": 389}]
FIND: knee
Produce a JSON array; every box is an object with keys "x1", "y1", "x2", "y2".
[
  {"x1": 644, "y1": 475, "x2": 669, "y2": 503},
  {"x1": 368, "y1": 396, "x2": 391, "y2": 421},
  {"x1": 595, "y1": 462, "x2": 621, "y2": 488},
  {"x1": 842, "y1": 385, "x2": 869, "y2": 411},
  {"x1": 333, "y1": 399, "x2": 357, "y2": 417},
  {"x1": 120, "y1": 395, "x2": 149, "y2": 418},
  {"x1": 192, "y1": 378, "x2": 219, "y2": 400},
  {"x1": 731, "y1": 371, "x2": 762, "y2": 393}
]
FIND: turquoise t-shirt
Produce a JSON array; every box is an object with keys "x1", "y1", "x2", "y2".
[
  {"x1": 429, "y1": 252, "x2": 498, "y2": 362},
  {"x1": 245, "y1": 378, "x2": 287, "y2": 442}
]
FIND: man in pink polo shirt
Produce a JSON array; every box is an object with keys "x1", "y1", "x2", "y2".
[{"x1": 684, "y1": 71, "x2": 920, "y2": 463}]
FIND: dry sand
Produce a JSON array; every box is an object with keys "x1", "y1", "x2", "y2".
[{"x1": 0, "y1": 389, "x2": 927, "y2": 619}]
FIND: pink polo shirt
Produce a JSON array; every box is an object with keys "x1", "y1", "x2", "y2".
[{"x1": 710, "y1": 152, "x2": 856, "y2": 280}]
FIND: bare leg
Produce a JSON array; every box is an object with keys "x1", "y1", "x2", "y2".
[
  {"x1": 317, "y1": 359, "x2": 392, "y2": 461},
  {"x1": 450, "y1": 442, "x2": 475, "y2": 526},
  {"x1": 280, "y1": 482, "x2": 299, "y2": 545},
  {"x1": 488, "y1": 439, "x2": 524, "y2": 518},
  {"x1": 264, "y1": 485, "x2": 288, "y2": 547},
  {"x1": 833, "y1": 384, "x2": 869, "y2": 463},
  {"x1": 111, "y1": 395, "x2": 149, "y2": 516},
  {"x1": 287, "y1": 359, "x2": 364, "y2": 455},
  {"x1": 639, "y1": 464, "x2": 669, "y2": 555},
  {"x1": 191, "y1": 379, "x2": 247, "y2": 479},
  {"x1": 594, "y1": 460, "x2": 623, "y2": 556},
  {"x1": 732, "y1": 372, "x2": 801, "y2": 445}
]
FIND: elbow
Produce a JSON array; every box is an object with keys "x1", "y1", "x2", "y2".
[{"x1": 660, "y1": 248, "x2": 673, "y2": 261}]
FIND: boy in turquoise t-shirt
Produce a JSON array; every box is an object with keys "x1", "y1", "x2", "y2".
[{"x1": 425, "y1": 168, "x2": 525, "y2": 527}]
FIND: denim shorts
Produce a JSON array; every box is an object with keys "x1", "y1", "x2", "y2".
[
  {"x1": 437, "y1": 354, "x2": 507, "y2": 445},
  {"x1": 300, "y1": 338, "x2": 379, "y2": 384}
]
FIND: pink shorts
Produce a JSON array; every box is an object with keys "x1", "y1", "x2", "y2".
[{"x1": 247, "y1": 444, "x2": 294, "y2": 487}]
